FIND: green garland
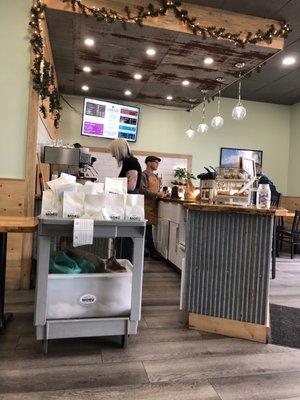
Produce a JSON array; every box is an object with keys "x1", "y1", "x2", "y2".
[
  {"x1": 30, "y1": 0, "x2": 291, "y2": 127},
  {"x1": 62, "y1": 0, "x2": 291, "y2": 47},
  {"x1": 30, "y1": 1, "x2": 62, "y2": 128}
]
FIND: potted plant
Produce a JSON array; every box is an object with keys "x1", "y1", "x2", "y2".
[{"x1": 173, "y1": 168, "x2": 196, "y2": 200}]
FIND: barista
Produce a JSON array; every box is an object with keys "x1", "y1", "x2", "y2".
[
  {"x1": 141, "y1": 156, "x2": 166, "y2": 259},
  {"x1": 255, "y1": 163, "x2": 279, "y2": 204}
]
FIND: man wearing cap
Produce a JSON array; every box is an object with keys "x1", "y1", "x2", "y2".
[{"x1": 141, "y1": 156, "x2": 166, "y2": 259}]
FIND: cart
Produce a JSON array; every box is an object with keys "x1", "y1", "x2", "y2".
[{"x1": 34, "y1": 217, "x2": 146, "y2": 353}]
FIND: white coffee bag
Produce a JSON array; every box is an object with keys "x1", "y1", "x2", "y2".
[
  {"x1": 63, "y1": 192, "x2": 85, "y2": 219},
  {"x1": 103, "y1": 193, "x2": 126, "y2": 220},
  {"x1": 104, "y1": 177, "x2": 127, "y2": 195},
  {"x1": 41, "y1": 190, "x2": 62, "y2": 217},
  {"x1": 84, "y1": 194, "x2": 105, "y2": 218},
  {"x1": 125, "y1": 194, "x2": 145, "y2": 221}
]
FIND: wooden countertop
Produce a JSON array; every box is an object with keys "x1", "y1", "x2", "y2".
[
  {"x1": 158, "y1": 197, "x2": 194, "y2": 204},
  {"x1": 0, "y1": 216, "x2": 39, "y2": 233},
  {"x1": 184, "y1": 203, "x2": 294, "y2": 216},
  {"x1": 159, "y1": 199, "x2": 294, "y2": 217}
]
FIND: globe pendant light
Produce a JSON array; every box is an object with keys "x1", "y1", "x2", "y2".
[
  {"x1": 232, "y1": 70, "x2": 247, "y2": 120},
  {"x1": 185, "y1": 125, "x2": 195, "y2": 139},
  {"x1": 211, "y1": 91, "x2": 224, "y2": 129},
  {"x1": 197, "y1": 99, "x2": 209, "y2": 134}
]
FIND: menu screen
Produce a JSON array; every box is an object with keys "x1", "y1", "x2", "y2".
[{"x1": 81, "y1": 98, "x2": 140, "y2": 142}]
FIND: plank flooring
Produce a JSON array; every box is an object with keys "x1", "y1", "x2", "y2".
[
  {"x1": 0, "y1": 258, "x2": 300, "y2": 399},
  {"x1": 269, "y1": 256, "x2": 300, "y2": 347}
]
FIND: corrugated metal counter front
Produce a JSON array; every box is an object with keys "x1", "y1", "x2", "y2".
[{"x1": 183, "y1": 204, "x2": 275, "y2": 343}]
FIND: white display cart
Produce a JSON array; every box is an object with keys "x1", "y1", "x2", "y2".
[{"x1": 34, "y1": 217, "x2": 146, "y2": 353}]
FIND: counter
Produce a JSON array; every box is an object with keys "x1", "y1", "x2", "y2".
[{"x1": 183, "y1": 203, "x2": 274, "y2": 343}]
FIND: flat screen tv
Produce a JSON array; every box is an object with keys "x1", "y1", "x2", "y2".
[
  {"x1": 81, "y1": 98, "x2": 140, "y2": 142},
  {"x1": 220, "y1": 147, "x2": 263, "y2": 167}
]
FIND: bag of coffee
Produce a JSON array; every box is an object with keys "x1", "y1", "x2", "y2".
[
  {"x1": 103, "y1": 193, "x2": 126, "y2": 220},
  {"x1": 63, "y1": 192, "x2": 85, "y2": 219},
  {"x1": 125, "y1": 194, "x2": 145, "y2": 221},
  {"x1": 41, "y1": 190, "x2": 62, "y2": 217},
  {"x1": 84, "y1": 194, "x2": 105, "y2": 219},
  {"x1": 104, "y1": 177, "x2": 127, "y2": 194}
]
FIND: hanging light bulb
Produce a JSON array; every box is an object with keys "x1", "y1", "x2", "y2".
[
  {"x1": 197, "y1": 98, "x2": 209, "y2": 134},
  {"x1": 211, "y1": 91, "x2": 224, "y2": 129},
  {"x1": 232, "y1": 72, "x2": 247, "y2": 120},
  {"x1": 185, "y1": 126, "x2": 195, "y2": 139}
]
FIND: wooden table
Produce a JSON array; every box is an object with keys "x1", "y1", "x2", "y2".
[
  {"x1": 0, "y1": 216, "x2": 38, "y2": 331},
  {"x1": 275, "y1": 208, "x2": 295, "y2": 218}
]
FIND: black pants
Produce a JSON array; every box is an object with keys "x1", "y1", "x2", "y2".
[
  {"x1": 145, "y1": 225, "x2": 156, "y2": 254},
  {"x1": 116, "y1": 237, "x2": 133, "y2": 263}
]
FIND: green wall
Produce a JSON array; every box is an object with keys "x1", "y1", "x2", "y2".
[
  {"x1": 288, "y1": 103, "x2": 300, "y2": 196},
  {"x1": 59, "y1": 94, "x2": 290, "y2": 194},
  {"x1": 0, "y1": 0, "x2": 31, "y2": 179}
]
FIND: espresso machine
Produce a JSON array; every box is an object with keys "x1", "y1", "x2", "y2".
[{"x1": 43, "y1": 146, "x2": 98, "y2": 182}]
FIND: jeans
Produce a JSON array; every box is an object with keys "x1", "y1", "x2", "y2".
[{"x1": 145, "y1": 225, "x2": 156, "y2": 254}]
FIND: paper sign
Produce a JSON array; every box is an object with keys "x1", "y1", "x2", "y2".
[{"x1": 73, "y1": 218, "x2": 94, "y2": 247}]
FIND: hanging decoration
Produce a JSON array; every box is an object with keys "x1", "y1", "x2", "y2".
[
  {"x1": 185, "y1": 126, "x2": 195, "y2": 139},
  {"x1": 211, "y1": 91, "x2": 224, "y2": 129},
  {"x1": 29, "y1": 0, "x2": 291, "y2": 129},
  {"x1": 30, "y1": 1, "x2": 62, "y2": 128},
  {"x1": 61, "y1": 0, "x2": 291, "y2": 48},
  {"x1": 197, "y1": 96, "x2": 209, "y2": 134},
  {"x1": 232, "y1": 68, "x2": 247, "y2": 121}
]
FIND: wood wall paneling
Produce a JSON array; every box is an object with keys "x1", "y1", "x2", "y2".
[{"x1": 0, "y1": 179, "x2": 26, "y2": 289}]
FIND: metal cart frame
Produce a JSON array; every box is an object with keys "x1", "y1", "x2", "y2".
[{"x1": 35, "y1": 217, "x2": 146, "y2": 353}]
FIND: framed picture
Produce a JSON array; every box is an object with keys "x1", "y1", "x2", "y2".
[{"x1": 220, "y1": 147, "x2": 263, "y2": 168}]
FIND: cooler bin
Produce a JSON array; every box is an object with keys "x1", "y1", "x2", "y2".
[{"x1": 47, "y1": 260, "x2": 132, "y2": 319}]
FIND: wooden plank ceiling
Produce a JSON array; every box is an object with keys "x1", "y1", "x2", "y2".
[{"x1": 45, "y1": 3, "x2": 283, "y2": 108}]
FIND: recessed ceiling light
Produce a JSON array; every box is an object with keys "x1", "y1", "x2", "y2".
[
  {"x1": 146, "y1": 48, "x2": 156, "y2": 56},
  {"x1": 124, "y1": 90, "x2": 132, "y2": 96},
  {"x1": 282, "y1": 56, "x2": 296, "y2": 66},
  {"x1": 182, "y1": 80, "x2": 190, "y2": 86},
  {"x1": 166, "y1": 95, "x2": 173, "y2": 100},
  {"x1": 82, "y1": 85, "x2": 89, "y2": 91},
  {"x1": 84, "y1": 38, "x2": 95, "y2": 46},
  {"x1": 83, "y1": 66, "x2": 91, "y2": 73},
  {"x1": 134, "y1": 73, "x2": 142, "y2": 80},
  {"x1": 204, "y1": 57, "x2": 214, "y2": 65}
]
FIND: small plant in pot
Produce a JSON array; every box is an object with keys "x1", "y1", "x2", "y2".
[{"x1": 172, "y1": 168, "x2": 196, "y2": 200}]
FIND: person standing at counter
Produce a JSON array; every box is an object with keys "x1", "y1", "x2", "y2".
[
  {"x1": 141, "y1": 156, "x2": 166, "y2": 259},
  {"x1": 109, "y1": 139, "x2": 142, "y2": 194},
  {"x1": 255, "y1": 163, "x2": 279, "y2": 204},
  {"x1": 108, "y1": 139, "x2": 142, "y2": 261}
]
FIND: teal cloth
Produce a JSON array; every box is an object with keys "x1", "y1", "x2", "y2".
[{"x1": 49, "y1": 251, "x2": 95, "y2": 274}]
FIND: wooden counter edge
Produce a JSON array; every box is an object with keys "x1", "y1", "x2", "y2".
[
  {"x1": 184, "y1": 203, "x2": 278, "y2": 215},
  {"x1": 189, "y1": 313, "x2": 269, "y2": 344}
]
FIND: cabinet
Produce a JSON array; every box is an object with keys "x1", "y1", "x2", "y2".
[
  {"x1": 155, "y1": 201, "x2": 186, "y2": 270},
  {"x1": 155, "y1": 217, "x2": 170, "y2": 259}
]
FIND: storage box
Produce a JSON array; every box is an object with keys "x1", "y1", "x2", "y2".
[{"x1": 46, "y1": 259, "x2": 132, "y2": 319}]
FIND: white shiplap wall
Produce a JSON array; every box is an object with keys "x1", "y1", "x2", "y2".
[{"x1": 91, "y1": 151, "x2": 188, "y2": 187}]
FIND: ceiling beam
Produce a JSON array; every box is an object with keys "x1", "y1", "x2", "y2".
[{"x1": 44, "y1": 0, "x2": 284, "y2": 51}]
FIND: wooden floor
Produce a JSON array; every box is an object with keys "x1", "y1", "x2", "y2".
[
  {"x1": 269, "y1": 255, "x2": 300, "y2": 348},
  {"x1": 270, "y1": 255, "x2": 300, "y2": 308},
  {"x1": 1, "y1": 259, "x2": 300, "y2": 399}
]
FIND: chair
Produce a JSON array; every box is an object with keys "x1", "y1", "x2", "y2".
[
  {"x1": 271, "y1": 192, "x2": 281, "y2": 279},
  {"x1": 277, "y1": 210, "x2": 300, "y2": 259},
  {"x1": 271, "y1": 191, "x2": 282, "y2": 208}
]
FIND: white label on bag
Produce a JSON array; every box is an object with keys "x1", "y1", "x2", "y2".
[{"x1": 80, "y1": 294, "x2": 97, "y2": 305}]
